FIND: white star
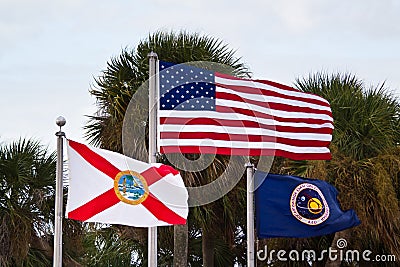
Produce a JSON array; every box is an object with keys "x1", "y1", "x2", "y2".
[{"x1": 172, "y1": 104, "x2": 175, "y2": 107}]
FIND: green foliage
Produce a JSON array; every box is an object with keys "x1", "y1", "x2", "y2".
[
  {"x1": 85, "y1": 30, "x2": 250, "y2": 152},
  {"x1": 0, "y1": 138, "x2": 56, "y2": 266},
  {"x1": 255, "y1": 73, "x2": 400, "y2": 266},
  {"x1": 296, "y1": 73, "x2": 400, "y2": 160},
  {"x1": 84, "y1": 31, "x2": 400, "y2": 266},
  {"x1": 269, "y1": 73, "x2": 400, "y2": 266},
  {"x1": 84, "y1": 30, "x2": 251, "y2": 266},
  {"x1": 82, "y1": 224, "x2": 144, "y2": 267}
]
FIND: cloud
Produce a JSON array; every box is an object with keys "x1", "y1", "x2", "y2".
[
  {"x1": 1, "y1": 0, "x2": 399, "y2": 151},
  {"x1": 312, "y1": 0, "x2": 400, "y2": 40},
  {"x1": 270, "y1": 0, "x2": 317, "y2": 33}
]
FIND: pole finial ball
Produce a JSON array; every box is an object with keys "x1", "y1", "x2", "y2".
[{"x1": 56, "y1": 116, "x2": 66, "y2": 127}]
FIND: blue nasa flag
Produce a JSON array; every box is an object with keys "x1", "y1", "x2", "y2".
[{"x1": 255, "y1": 171, "x2": 360, "y2": 238}]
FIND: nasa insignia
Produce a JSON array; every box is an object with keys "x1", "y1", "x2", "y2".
[{"x1": 290, "y1": 183, "x2": 330, "y2": 225}]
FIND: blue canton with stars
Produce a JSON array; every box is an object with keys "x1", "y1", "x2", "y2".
[{"x1": 159, "y1": 61, "x2": 216, "y2": 110}]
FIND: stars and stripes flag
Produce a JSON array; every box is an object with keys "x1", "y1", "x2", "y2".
[
  {"x1": 66, "y1": 140, "x2": 188, "y2": 227},
  {"x1": 157, "y1": 61, "x2": 333, "y2": 160}
]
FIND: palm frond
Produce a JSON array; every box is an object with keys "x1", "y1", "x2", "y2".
[{"x1": 0, "y1": 138, "x2": 57, "y2": 265}]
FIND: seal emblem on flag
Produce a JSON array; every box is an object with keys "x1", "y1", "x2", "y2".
[
  {"x1": 114, "y1": 170, "x2": 149, "y2": 205},
  {"x1": 290, "y1": 183, "x2": 330, "y2": 225}
]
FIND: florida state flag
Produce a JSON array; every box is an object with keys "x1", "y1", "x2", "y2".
[{"x1": 65, "y1": 140, "x2": 188, "y2": 227}]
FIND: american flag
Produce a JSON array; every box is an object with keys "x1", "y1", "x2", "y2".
[{"x1": 157, "y1": 61, "x2": 333, "y2": 160}]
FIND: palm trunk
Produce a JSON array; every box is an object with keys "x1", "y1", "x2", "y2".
[
  {"x1": 173, "y1": 224, "x2": 188, "y2": 267},
  {"x1": 324, "y1": 230, "x2": 350, "y2": 267},
  {"x1": 202, "y1": 228, "x2": 215, "y2": 267},
  {"x1": 31, "y1": 235, "x2": 82, "y2": 267}
]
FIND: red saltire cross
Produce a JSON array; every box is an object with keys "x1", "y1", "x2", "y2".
[{"x1": 67, "y1": 140, "x2": 186, "y2": 225}]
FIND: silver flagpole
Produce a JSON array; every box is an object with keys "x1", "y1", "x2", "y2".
[
  {"x1": 246, "y1": 163, "x2": 255, "y2": 267},
  {"x1": 148, "y1": 51, "x2": 158, "y2": 267},
  {"x1": 54, "y1": 116, "x2": 66, "y2": 267}
]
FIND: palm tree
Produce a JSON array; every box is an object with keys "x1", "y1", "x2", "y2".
[
  {"x1": 255, "y1": 73, "x2": 400, "y2": 267},
  {"x1": 85, "y1": 31, "x2": 251, "y2": 266},
  {"x1": 0, "y1": 138, "x2": 84, "y2": 267},
  {"x1": 81, "y1": 224, "x2": 144, "y2": 266},
  {"x1": 285, "y1": 73, "x2": 400, "y2": 267},
  {"x1": 0, "y1": 138, "x2": 56, "y2": 266},
  {"x1": 0, "y1": 139, "x2": 49, "y2": 266}
]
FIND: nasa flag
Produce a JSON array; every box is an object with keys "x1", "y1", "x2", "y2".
[
  {"x1": 255, "y1": 172, "x2": 360, "y2": 238},
  {"x1": 65, "y1": 140, "x2": 188, "y2": 227}
]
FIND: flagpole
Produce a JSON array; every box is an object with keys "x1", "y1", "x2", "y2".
[
  {"x1": 246, "y1": 162, "x2": 255, "y2": 267},
  {"x1": 148, "y1": 51, "x2": 158, "y2": 267},
  {"x1": 54, "y1": 116, "x2": 66, "y2": 267}
]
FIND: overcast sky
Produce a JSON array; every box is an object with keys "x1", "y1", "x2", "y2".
[{"x1": 1, "y1": 0, "x2": 399, "y2": 151}]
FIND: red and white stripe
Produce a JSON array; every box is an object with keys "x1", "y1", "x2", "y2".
[{"x1": 158, "y1": 72, "x2": 333, "y2": 160}]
